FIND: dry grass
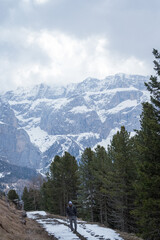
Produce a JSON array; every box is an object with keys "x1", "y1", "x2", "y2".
[{"x1": 0, "y1": 197, "x2": 56, "y2": 240}]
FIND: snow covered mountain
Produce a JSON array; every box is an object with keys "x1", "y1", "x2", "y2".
[{"x1": 1, "y1": 74, "x2": 150, "y2": 174}]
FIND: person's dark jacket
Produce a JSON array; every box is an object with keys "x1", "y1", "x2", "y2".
[{"x1": 66, "y1": 205, "x2": 77, "y2": 217}]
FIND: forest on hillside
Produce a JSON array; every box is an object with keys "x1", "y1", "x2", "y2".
[{"x1": 21, "y1": 49, "x2": 160, "y2": 240}]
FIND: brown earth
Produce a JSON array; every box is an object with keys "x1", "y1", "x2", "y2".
[{"x1": 0, "y1": 197, "x2": 56, "y2": 240}]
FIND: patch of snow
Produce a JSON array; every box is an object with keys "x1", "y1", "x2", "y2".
[
  {"x1": 97, "y1": 110, "x2": 107, "y2": 123},
  {"x1": 70, "y1": 105, "x2": 92, "y2": 114},
  {"x1": 130, "y1": 131, "x2": 136, "y2": 138},
  {"x1": 24, "y1": 127, "x2": 58, "y2": 152},
  {"x1": 61, "y1": 137, "x2": 73, "y2": 153},
  {"x1": 94, "y1": 128, "x2": 120, "y2": 149},
  {"x1": 0, "y1": 172, "x2": 11, "y2": 178},
  {"x1": 36, "y1": 169, "x2": 47, "y2": 178},
  {"x1": 38, "y1": 219, "x2": 80, "y2": 240},
  {"x1": 78, "y1": 223, "x2": 123, "y2": 240},
  {"x1": 65, "y1": 118, "x2": 75, "y2": 124},
  {"x1": 52, "y1": 98, "x2": 71, "y2": 110},
  {"x1": 85, "y1": 86, "x2": 138, "y2": 96},
  {"x1": 141, "y1": 91, "x2": 150, "y2": 102},
  {"x1": 0, "y1": 173, "x2": 5, "y2": 178},
  {"x1": 106, "y1": 100, "x2": 138, "y2": 114},
  {"x1": 28, "y1": 97, "x2": 70, "y2": 111},
  {"x1": 77, "y1": 132, "x2": 100, "y2": 142},
  {"x1": 27, "y1": 211, "x2": 47, "y2": 219},
  {"x1": 8, "y1": 100, "x2": 31, "y2": 105}
]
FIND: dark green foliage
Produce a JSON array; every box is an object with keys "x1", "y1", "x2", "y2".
[
  {"x1": 22, "y1": 186, "x2": 41, "y2": 211},
  {"x1": 7, "y1": 189, "x2": 19, "y2": 201},
  {"x1": 145, "y1": 49, "x2": 160, "y2": 120},
  {"x1": 92, "y1": 145, "x2": 113, "y2": 225},
  {"x1": 41, "y1": 152, "x2": 79, "y2": 216},
  {"x1": 78, "y1": 148, "x2": 95, "y2": 221},
  {"x1": 78, "y1": 132, "x2": 137, "y2": 232},
  {"x1": 22, "y1": 177, "x2": 43, "y2": 211},
  {"x1": 107, "y1": 126, "x2": 137, "y2": 232},
  {"x1": 133, "y1": 49, "x2": 160, "y2": 239},
  {"x1": 22, "y1": 187, "x2": 30, "y2": 211},
  {"x1": 134, "y1": 103, "x2": 160, "y2": 239}
]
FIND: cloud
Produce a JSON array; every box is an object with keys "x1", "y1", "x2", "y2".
[
  {"x1": 0, "y1": 27, "x2": 151, "y2": 92},
  {"x1": 34, "y1": 0, "x2": 49, "y2": 4},
  {"x1": 23, "y1": 0, "x2": 50, "y2": 4}
]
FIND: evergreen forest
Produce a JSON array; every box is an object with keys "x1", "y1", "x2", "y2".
[{"x1": 22, "y1": 49, "x2": 160, "y2": 240}]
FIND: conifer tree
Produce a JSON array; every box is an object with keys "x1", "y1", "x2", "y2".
[
  {"x1": 44, "y1": 152, "x2": 79, "y2": 216},
  {"x1": 134, "y1": 49, "x2": 160, "y2": 239},
  {"x1": 40, "y1": 179, "x2": 55, "y2": 212},
  {"x1": 107, "y1": 126, "x2": 136, "y2": 232},
  {"x1": 145, "y1": 49, "x2": 160, "y2": 121},
  {"x1": 22, "y1": 186, "x2": 30, "y2": 211},
  {"x1": 92, "y1": 145, "x2": 112, "y2": 225},
  {"x1": 8, "y1": 189, "x2": 19, "y2": 201},
  {"x1": 78, "y1": 148, "x2": 95, "y2": 221}
]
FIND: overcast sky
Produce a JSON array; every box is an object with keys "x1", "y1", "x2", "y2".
[{"x1": 0, "y1": 0, "x2": 160, "y2": 92}]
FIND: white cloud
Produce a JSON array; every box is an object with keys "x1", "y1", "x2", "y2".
[
  {"x1": 34, "y1": 0, "x2": 49, "y2": 4},
  {"x1": 0, "y1": 28, "x2": 150, "y2": 92},
  {"x1": 23, "y1": 0, "x2": 49, "y2": 4}
]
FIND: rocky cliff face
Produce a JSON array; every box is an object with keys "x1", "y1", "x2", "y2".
[
  {"x1": 0, "y1": 98, "x2": 41, "y2": 169},
  {"x1": 1, "y1": 74, "x2": 150, "y2": 174}
]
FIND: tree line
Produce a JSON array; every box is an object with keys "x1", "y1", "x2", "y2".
[{"x1": 22, "y1": 49, "x2": 160, "y2": 240}]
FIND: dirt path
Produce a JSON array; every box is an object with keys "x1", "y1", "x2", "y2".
[
  {"x1": 27, "y1": 211, "x2": 143, "y2": 240},
  {"x1": 27, "y1": 211, "x2": 123, "y2": 240}
]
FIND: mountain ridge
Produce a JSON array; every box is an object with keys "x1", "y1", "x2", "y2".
[{"x1": 0, "y1": 74, "x2": 150, "y2": 177}]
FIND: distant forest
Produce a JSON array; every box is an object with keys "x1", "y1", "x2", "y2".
[{"x1": 21, "y1": 49, "x2": 160, "y2": 240}]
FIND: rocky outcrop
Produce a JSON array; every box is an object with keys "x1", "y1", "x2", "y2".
[{"x1": 0, "y1": 98, "x2": 41, "y2": 169}]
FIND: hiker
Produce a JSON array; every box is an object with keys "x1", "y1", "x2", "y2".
[{"x1": 66, "y1": 201, "x2": 77, "y2": 232}]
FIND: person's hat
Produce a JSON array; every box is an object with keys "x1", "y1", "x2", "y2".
[{"x1": 68, "y1": 201, "x2": 72, "y2": 205}]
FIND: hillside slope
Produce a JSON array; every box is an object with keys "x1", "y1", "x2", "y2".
[{"x1": 0, "y1": 196, "x2": 55, "y2": 240}]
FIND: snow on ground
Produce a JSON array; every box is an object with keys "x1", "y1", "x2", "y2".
[
  {"x1": 27, "y1": 211, "x2": 47, "y2": 219},
  {"x1": 37, "y1": 219, "x2": 80, "y2": 240},
  {"x1": 27, "y1": 211, "x2": 124, "y2": 240}
]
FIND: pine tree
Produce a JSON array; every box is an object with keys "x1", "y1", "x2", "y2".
[
  {"x1": 78, "y1": 148, "x2": 95, "y2": 221},
  {"x1": 133, "y1": 49, "x2": 160, "y2": 239},
  {"x1": 7, "y1": 189, "x2": 19, "y2": 201},
  {"x1": 134, "y1": 103, "x2": 160, "y2": 236},
  {"x1": 22, "y1": 187, "x2": 30, "y2": 211},
  {"x1": 145, "y1": 49, "x2": 160, "y2": 121},
  {"x1": 107, "y1": 126, "x2": 136, "y2": 232},
  {"x1": 92, "y1": 145, "x2": 112, "y2": 225},
  {"x1": 44, "y1": 152, "x2": 79, "y2": 216}
]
